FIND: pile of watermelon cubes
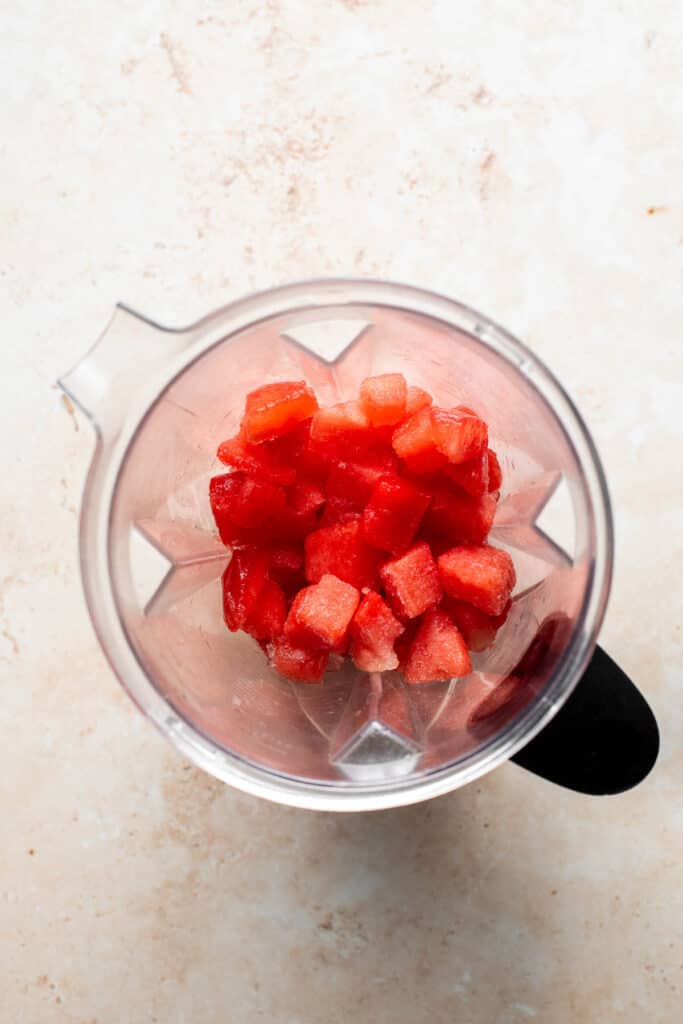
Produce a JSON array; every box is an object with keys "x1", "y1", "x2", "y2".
[{"x1": 209, "y1": 375, "x2": 516, "y2": 684}]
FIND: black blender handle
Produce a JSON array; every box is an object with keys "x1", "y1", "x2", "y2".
[{"x1": 510, "y1": 645, "x2": 659, "y2": 794}]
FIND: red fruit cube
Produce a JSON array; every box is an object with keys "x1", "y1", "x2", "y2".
[
  {"x1": 350, "y1": 591, "x2": 404, "y2": 672},
  {"x1": 379, "y1": 541, "x2": 442, "y2": 620},
  {"x1": 216, "y1": 433, "x2": 296, "y2": 486},
  {"x1": 487, "y1": 448, "x2": 502, "y2": 492},
  {"x1": 244, "y1": 579, "x2": 287, "y2": 640},
  {"x1": 326, "y1": 453, "x2": 399, "y2": 511},
  {"x1": 405, "y1": 385, "x2": 433, "y2": 416},
  {"x1": 305, "y1": 520, "x2": 381, "y2": 590},
  {"x1": 444, "y1": 450, "x2": 489, "y2": 497},
  {"x1": 272, "y1": 638, "x2": 328, "y2": 683},
  {"x1": 431, "y1": 407, "x2": 488, "y2": 465},
  {"x1": 359, "y1": 373, "x2": 407, "y2": 427},
  {"x1": 438, "y1": 545, "x2": 516, "y2": 616},
  {"x1": 268, "y1": 544, "x2": 303, "y2": 576},
  {"x1": 392, "y1": 406, "x2": 438, "y2": 461},
  {"x1": 443, "y1": 597, "x2": 510, "y2": 653},
  {"x1": 285, "y1": 574, "x2": 360, "y2": 649},
  {"x1": 362, "y1": 478, "x2": 431, "y2": 554},
  {"x1": 403, "y1": 608, "x2": 472, "y2": 684},
  {"x1": 424, "y1": 486, "x2": 497, "y2": 544},
  {"x1": 242, "y1": 380, "x2": 318, "y2": 443},
  {"x1": 310, "y1": 400, "x2": 369, "y2": 444},
  {"x1": 222, "y1": 548, "x2": 270, "y2": 631},
  {"x1": 271, "y1": 418, "x2": 330, "y2": 483},
  {"x1": 288, "y1": 478, "x2": 326, "y2": 515},
  {"x1": 320, "y1": 497, "x2": 361, "y2": 527},
  {"x1": 210, "y1": 473, "x2": 287, "y2": 529}
]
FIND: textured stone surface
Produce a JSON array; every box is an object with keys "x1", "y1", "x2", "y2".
[{"x1": 1, "y1": 1, "x2": 682, "y2": 1021}]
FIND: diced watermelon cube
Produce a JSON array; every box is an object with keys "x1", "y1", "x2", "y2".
[
  {"x1": 379, "y1": 541, "x2": 442, "y2": 620},
  {"x1": 431, "y1": 407, "x2": 488, "y2": 465},
  {"x1": 424, "y1": 486, "x2": 497, "y2": 544},
  {"x1": 359, "y1": 373, "x2": 407, "y2": 427},
  {"x1": 268, "y1": 544, "x2": 303, "y2": 576},
  {"x1": 244, "y1": 579, "x2": 287, "y2": 640},
  {"x1": 216, "y1": 432, "x2": 297, "y2": 485},
  {"x1": 405, "y1": 385, "x2": 433, "y2": 416},
  {"x1": 443, "y1": 597, "x2": 510, "y2": 652},
  {"x1": 271, "y1": 418, "x2": 330, "y2": 483},
  {"x1": 285, "y1": 574, "x2": 360, "y2": 649},
  {"x1": 266, "y1": 544, "x2": 305, "y2": 595},
  {"x1": 272, "y1": 638, "x2": 328, "y2": 683},
  {"x1": 288, "y1": 478, "x2": 326, "y2": 515},
  {"x1": 403, "y1": 608, "x2": 472, "y2": 684},
  {"x1": 209, "y1": 474, "x2": 279, "y2": 546},
  {"x1": 305, "y1": 520, "x2": 381, "y2": 590},
  {"x1": 392, "y1": 406, "x2": 438, "y2": 461},
  {"x1": 326, "y1": 453, "x2": 399, "y2": 511},
  {"x1": 350, "y1": 591, "x2": 404, "y2": 672},
  {"x1": 320, "y1": 498, "x2": 361, "y2": 527},
  {"x1": 487, "y1": 448, "x2": 502, "y2": 492},
  {"x1": 310, "y1": 400, "x2": 369, "y2": 444},
  {"x1": 443, "y1": 450, "x2": 489, "y2": 497},
  {"x1": 438, "y1": 545, "x2": 516, "y2": 616},
  {"x1": 242, "y1": 380, "x2": 318, "y2": 443},
  {"x1": 222, "y1": 548, "x2": 270, "y2": 631},
  {"x1": 362, "y1": 478, "x2": 431, "y2": 554}
]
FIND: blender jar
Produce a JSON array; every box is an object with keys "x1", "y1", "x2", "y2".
[{"x1": 60, "y1": 278, "x2": 617, "y2": 810}]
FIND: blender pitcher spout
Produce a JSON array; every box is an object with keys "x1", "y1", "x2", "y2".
[{"x1": 58, "y1": 304, "x2": 190, "y2": 432}]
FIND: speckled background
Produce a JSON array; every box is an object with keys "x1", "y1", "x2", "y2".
[{"x1": 1, "y1": 1, "x2": 682, "y2": 1021}]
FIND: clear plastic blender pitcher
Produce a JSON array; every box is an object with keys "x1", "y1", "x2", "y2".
[{"x1": 60, "y1": 279, "x2": 652, "y2": 810}]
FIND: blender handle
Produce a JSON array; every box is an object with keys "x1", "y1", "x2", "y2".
[{"x1": 510, "y1": 645, "x2": 659, "y2": 794}]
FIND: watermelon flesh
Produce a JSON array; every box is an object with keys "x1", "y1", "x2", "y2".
[
  {"x1": 350, "y1": 591, "x2": 405, "y2": 672},
  {"x1": 379, "y1": 541, "x2": 443, "y2": 620},
  {"x1": 438, "y1": 545, "x2": 516, "y2": 617},
  {"x1": 242, "y1": 380, "x2": 318, "y2": 443},
  {"x1": 210, "y1": 375, "x2": 513, "y2": 687},
  {"x1": 403, "y1": 608, "x2": 472, "y2": 684}
]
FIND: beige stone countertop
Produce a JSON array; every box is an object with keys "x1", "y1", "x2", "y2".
[{"x1": 2, "y1": 1, "x2": 682, "y2": 1021}]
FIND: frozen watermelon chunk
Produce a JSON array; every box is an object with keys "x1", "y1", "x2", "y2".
[
  {"x1": 271, "y1": 418, "x2": 330, "y2": 483},
  {"x1": 405, "y1": 385, "x2": 433, "y2": 416},
  {"x1": 424, "y1": 486, "x2": 497, "y2": 544},
  {"x1": 350, "y1": 591, "x2": 404, "y2": 672},
  {"x1": 432, "y1": 407, "x2": 488, "y2": 465},
  {"x1": 438, "y1": 545, "x2": 516, "y2": 616},
  {"x1": 359, "y1": 373, "x2": 407, "y2": 427},
  {"x1": 310, "y1": 400, "x2": 369, "y2": 444},
  {"x1": 285, "y1": 574, "x2": 360, "y2": 649},
  {"x1": 487, "y1": 448, "x2": 502, "y2": 492},
  {"x1": 443, "y1": 597, "x2": 510, "y2": 652},
  {"x1": 244, "y1": 579, "x2": 287, "y2": 640},
  {"x1": 288, "y1": 478, "x2": 326, "y2": 515},
  {"x1": 216, "y1": 433, "x2": 297, "y2": 486},
  {"x1": 222, "y1": 548, "x2": 270, "y2": 631},
  {"x1": 326, "y1": 453, "x2": 399, "y2": 511},
  {"x1": 272, "y1": 638, "x2": 328, "y2": 683},
  {"x1": 305, "y1": 519, "x2": 381, "y2": 590},
  {"x1": 209, "y1": 473, "x2": 283, "y2": 546},
  {"x1": 379, "y1": 541, "x2": 442, "y2": 620},
  {"x1": 444, "y1": 450, "x2": 489, "y2": 497},
  {"x1": 404, "y1": 608, "x2": 472, "y2": 684},
  {"x1": 362, "y1": 478, "x2": 431, "y2": 554},
  {"x1": 242, "y1": 380, "x2": 318, "y2": 443},
  {"x1": 320, "y1": 497, "x2": 361, "y2": 527},
  {"x1": 268, "y1": 544, "x2": 303, "y2": 576},
  {"x1": 392, "y1": 406, "x2": 438, "y2": 460}
]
